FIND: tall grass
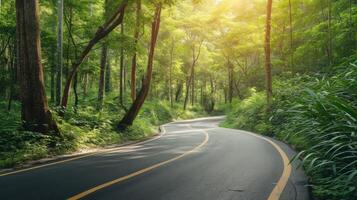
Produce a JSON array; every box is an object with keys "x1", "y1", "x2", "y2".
[{"x1": 223, "y1": 63, "x2": 357, "y2": 200}]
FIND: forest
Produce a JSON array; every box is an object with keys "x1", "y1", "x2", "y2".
[{"x1": 0, "y1": 0, "x2": 356, "y2": 199}]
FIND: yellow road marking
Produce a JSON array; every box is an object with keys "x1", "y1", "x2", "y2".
[
  {"x1": 241, "y1": 131, "x2": 292, "y2": 200},
  {"x1": 0, "y1": 126, "x2": 167, "y2": 177},
  {"x1": 67, "y1": 130, "x2": 209, "y2": 200}
]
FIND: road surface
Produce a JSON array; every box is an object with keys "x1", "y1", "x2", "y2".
[{"x1": 0, "y1": 116, "x2": 309, "y2": 200}]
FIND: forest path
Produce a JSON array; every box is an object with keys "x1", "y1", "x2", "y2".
[{"x1": 0, "y1": 116, "x2": 309, "y2": 200}]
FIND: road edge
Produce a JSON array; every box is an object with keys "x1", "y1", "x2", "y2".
[{"x1": 0, "y1": 125, "x2": 167, "y2": 177}]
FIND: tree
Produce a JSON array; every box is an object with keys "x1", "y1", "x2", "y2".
[
  {"x1": 61, "y1": 0, "x2": 129, "y2": 112},
  {"x1": 97, "y1": 44, "x2": 107, "y2": 110},
  {"x1": 264, "y1": 0, "x2": 273, "y2": 106},
  {"x1": 15, "y1": 0, "x2": 59, "y2": 134},
  {"x1": 118, "y1": 4, "x2": 162, "y2": 129},
  {"x1": 131, "y1": 0, "x2": 141, "y2": 101},
  {"x1": 56, "y1": 0, "x2": 63, "y2": 106}
]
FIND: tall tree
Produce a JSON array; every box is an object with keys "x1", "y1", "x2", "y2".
[
  {"x1": 98, "y1": 44, "x2": 107, "y2": 110},
  {"x1": 61, "y1": 0, "x2": 128, "y2": 111},
  {"x1": 264, "y1": 0, "x2": 273, "y2": 105},
  {"x1": 105, "y1": 55, "x2": 111, "y2": 93},
  {"x1": 56, "y1": 0, "x2": 63, "y2": 106},
  {"x1": 15, "y1": 0, "x2": 59, "y2": 134},
  {"x1": 119, "y1": 23, "x2": 124, "y2": 105},
  {"x1": 183, "y1": 40, "x2": 202, "y2": 110},
  {"x1": 131, "y1": 0, "x2": 141, "y2": 101},
  {"x1": 118, "y1": 4, "x2": 162, "y2": 129},
  {"x1": 98, "y1": 0, "x2": 110, "y2": 110}
]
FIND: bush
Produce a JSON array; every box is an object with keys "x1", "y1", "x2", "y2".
[{"x1": 223, "y1": 63, "x2": 357, "y2": 200}]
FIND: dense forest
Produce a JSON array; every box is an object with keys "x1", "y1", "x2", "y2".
[{"x1": 0, "y1": 0, "x2": 356, "y2": 199}]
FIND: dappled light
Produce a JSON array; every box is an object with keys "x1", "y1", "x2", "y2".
[{"x1": 0, "y1": 0, "x2": 356, "y2": 200}]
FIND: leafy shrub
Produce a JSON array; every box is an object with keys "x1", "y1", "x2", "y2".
[
  {"x1": 222, "y1": 88, "x2": 273, "y2": 135},
  {"x1": 223, "y1": 63, "x2": 357, "y2": 200}
]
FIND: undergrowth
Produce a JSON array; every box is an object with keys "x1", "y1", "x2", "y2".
[
  {"x1": 222, "y1": 63, "x2": 357, "y2": 200},
  {"x1": 0, "y1": 100, "x2": 206, "y2": 169}
]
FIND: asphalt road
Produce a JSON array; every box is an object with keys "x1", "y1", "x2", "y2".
[{"x1": 0, "y1": 116, "x2": 310, "y2": 200}]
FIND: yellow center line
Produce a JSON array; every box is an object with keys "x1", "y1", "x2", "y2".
[
  {"x1": 0, "y1": 126, "x2": 167, "y2": 177},
  {"x1": 240, "y1": 130, "x2": 292, "y2": 200},
  {"x1": 67, "y1": 129, "x2": 210, "y2": 200}
]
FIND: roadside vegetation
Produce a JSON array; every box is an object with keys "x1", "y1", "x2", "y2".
[
  {"x1": 219, "y1": 0, "x2": 357, "y2": 199},
  {"x1": 0, "y1": 100, "x2": 207, "y2": 168},
  {"x1": 0, "y1": 0, "x2": 356, "y2": 199}
]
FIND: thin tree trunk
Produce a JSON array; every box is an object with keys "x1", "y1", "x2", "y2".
[
  {"x1": 183, "y1": 41, "x2": 203, "y2": 110},
  {"x1": 118, "y1": 4, "x2": 161, "y2": 129},
  {"x1": 119, "y1": 23, "x2": 124, "y2": 105},
  {"x1": 288, "y1": 0, "x2": 294, "y2": 70},
  {"x1": 16, "y1": 0, "x2": 59, "y2": 134},
  {"x1": 56, "y1": 0, "x2": 63, "y2": 106},
  {"x1": 73, "y1": 73, "x2": 78, "y2": 112},
  {"x1": 169, "y1": 40, "x2": 174, "y2": 107},
  {"x1": 175, "y1": 82, "x2": 182, "y2": 102},
  {"x1": 264, "y1": 0, "x2": 273, "y2": 106},
  {"x1": 61, "y1": 0, "x2": 128, "y2": 111},
  {"x1": 131, "y1": 0, "x2": 141, "y2": 101},
  {"x1": 98, "y1": 44, "x2": 107, "y2": 110},
  {"x1": 105, "y1": 56, "x2": 111, "y2": 93},
  {"x1": 183, "y1": 77, "x2": 190, "y2": 110}
]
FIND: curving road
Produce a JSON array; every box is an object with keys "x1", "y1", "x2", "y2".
[{"x1": 0, "y1": 116, "x2": 309, "y2": 200}]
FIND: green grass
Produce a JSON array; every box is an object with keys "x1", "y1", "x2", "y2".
[{"x1": 0, "y1": 99, "x2": 207, "y2": 169}]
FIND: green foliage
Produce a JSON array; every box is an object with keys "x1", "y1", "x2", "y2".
[
  {"x1": 221, "y1": 88, "x2": 273, "y2": 135},
  {"x1": 223, "y1": 63, "x2": 357, "y2": 200},
  {"x1": 0, "y1": 98, "x2": 206, "y2": 168}
]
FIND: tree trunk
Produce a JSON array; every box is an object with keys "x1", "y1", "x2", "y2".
[
  {"x1": 73, "y1": 73, "x2": 78, "y2": 112},
  {"x1": 118, "y1": 4, "x2": 161, "y2": 130},
  {"x1": 183, "y1": 41, "x2": 203, "y2": 110},
  {"x1": 119, "y1": 23, "x2": 124, "y2": 105},
  {"x1": 61, "y1": 0, "x2": 128, "y2": 111},
  {"x1": 131, "y1": 0, "x2": 141, "y2": 102},
  {"x1": 175, "y1": 82, "x2": 182, "y2": 102},
  {"x1": 183, "y1": 77, "x2": 190, "y2": 110},
  {"x1": 105, "y1": 56, "x2": 111, "y2": 93},
  {"x1": 56, "y1": 0, "x2": 63, "y2": 106},
  {"x1": 264, "y1": 0, "x2": 273, "y2": 106},
  {"x1": 98, "y1": 44, "x2": 107, "y2": 110},
  {"x1": 288, "y1": 0, "x2": 293, "y2": 70},
  {"x1": 16, "y1": 0, "x2": 59, "y2": 134},
  {"x1": 169, "y1": 40, "x2": 174, "y2": 107}
]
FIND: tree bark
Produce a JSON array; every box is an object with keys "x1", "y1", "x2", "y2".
[
  {"x1": 16, "y1": 0, "x2": 59, "y2": 134},
  {"x1": 131, "y1": 0, "x2": 141, "y2": 102},
  {"x1": 264, "y1": 0, "x2": 273, "y2": 106},
  {"x1": 105, "y1": 55, "x2": 111, "y2": 93},
  {"x1": 169, "y1": 40, "x2": 174, "y2": 107},
  {"x1": 117, "y1": 4, "x2": 161, "y2": 130},
  {"x1": 119, "y1": 23, "x2": 124, "y2": 105},
  {"x1": 98, "y1": 44, "x2": 107, "y2": 110},
  {"x1": 56, "y1": 0, "x2": 63, "y2": 106},
  {"x1": 61, "y1": 0, "x2": 128, "y2": 112}
]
